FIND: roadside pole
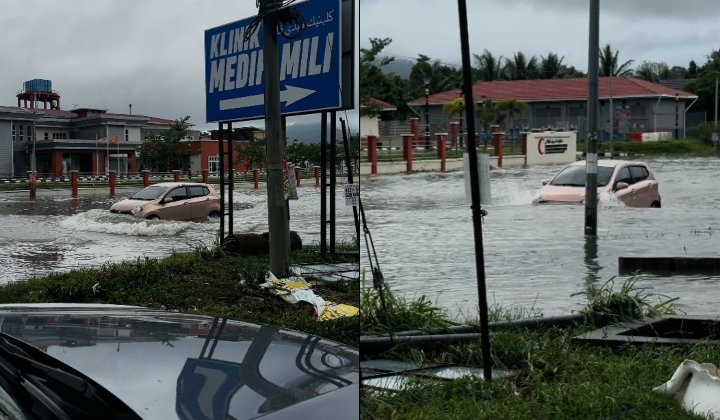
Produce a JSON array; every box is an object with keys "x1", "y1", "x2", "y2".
[
  {"x1": 584, "y1": 0, "x2": 600, "y2": 237},
  {"x1": 262, "y1": 1, "x2": 290, "y2": 276},
  {"x1": 457, "y1": 0, "x2": 492, "y2": 383}
]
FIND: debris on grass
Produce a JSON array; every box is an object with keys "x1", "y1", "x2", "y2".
[{"x1": 261, "y1": 272, "x2": 358, "y2": 321}]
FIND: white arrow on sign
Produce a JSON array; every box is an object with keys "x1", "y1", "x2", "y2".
[{"x1": 219, "y1": 85, "x2": 315, "y2": 111}]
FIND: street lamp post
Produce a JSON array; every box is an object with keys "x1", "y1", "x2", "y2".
[
  {"x1": 424, "y1": 78, "x2": 431, "y2": 150},
  {"x1": 675, "y1": 93, "x2": 679, "y2": 140}
]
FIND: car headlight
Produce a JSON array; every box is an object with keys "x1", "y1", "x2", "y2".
[{"x1": 130, "y1": 205, "x2": 144, "y2": 215}]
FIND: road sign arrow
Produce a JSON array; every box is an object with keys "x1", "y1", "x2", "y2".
[{"x1": 219, "y1": 85, "x2": 316, "y2": 111}]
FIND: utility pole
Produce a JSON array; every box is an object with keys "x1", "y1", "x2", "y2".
[
  {"x1": 262, "y1": 0, "x2": 289, "y2": 276},
  {"x1": 715, "y1": 76, "x2": 718, "y2": 127},
  {"x1": 609, "y1": 76, "x2": 614, "y2": 159},
  {"x1": 675, "y1": 93, "x2": 679, "y2": 140},
  {"x1": 584, "y1": 0, "x2": 600, "y2": 237},
  {"x1": 31, "y1": 93, "x2": 37, "y2": 174}
]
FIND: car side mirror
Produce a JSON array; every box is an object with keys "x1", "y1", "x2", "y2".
[
  {"x1": 615, "y1": 182, "x2": 629, "y2": 191},
  {"x1": 541, "y1": 179, "x2": 551, "y2": 186},
  {"x1": 163, "y1": 197, "x2": 174, "y2": 204}
]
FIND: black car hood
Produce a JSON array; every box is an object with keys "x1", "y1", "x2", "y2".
[{"x1": 0, "y1": 304, "x2": 359, "y2": 419}]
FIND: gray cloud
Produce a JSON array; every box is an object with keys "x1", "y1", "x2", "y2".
[
  {"x1": 1, "y1": 0, "x2": 359, "y2": 136},
  {"x1": 361, "y1": 0, "x2": 720, "y2": 76}
]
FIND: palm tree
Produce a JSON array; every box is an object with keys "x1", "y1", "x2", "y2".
[
  {"x1": 504, "y1": 52, "x2": 539, "y2": 80},
  {"x1": 599, "y1": 44, "x2": 634, "y2": 77},
  {"x1": 443, "y1": 96, "x2": 479, "y2": 148},
  {"x1": 442, "y1": 97, "x2": 479, "y2": 121},
  {"x1": 496, "y1": 99, "x2": 529, "y2": 133},
  {"x1": 539, "y1": 53, "x2": 566, "y2": 79},
  {"x1": 472, "y1": 49, "x2": 503, "y2": 81}
]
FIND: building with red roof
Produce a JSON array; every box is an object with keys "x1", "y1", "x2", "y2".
[
  {"x1": 0, "y1": 80, "x2": 199, "y2": 178},
  {"x1": 407, "y1": 77, "x2": 700, "y2": 140},
  {"x1": 361, "y1": 98, "x2": 397, "y2": 138}
]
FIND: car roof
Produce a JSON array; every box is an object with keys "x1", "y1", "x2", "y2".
[
  {"x1": 148, "y1": 182, "x2": 211, "y2": 187},
  {"x1": 571, "y1": 159, "x2": 648, "y2": 168}
]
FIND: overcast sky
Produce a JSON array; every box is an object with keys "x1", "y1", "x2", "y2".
[
  {"x1": 1, "y1": 0, "x2": 359, "y2": 134},
  {"x1": 361, "y1": 0, "x2": 720, "y2": 76}
]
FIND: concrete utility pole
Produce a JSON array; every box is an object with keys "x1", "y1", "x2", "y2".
[
  {"x1": 584, "y1": 0, "x2": 600, "y2": 237},
  {"x1": 715, "y1": 76, "x2": 718, "y2": 127},
  {"x1": 262, "y1": 0, "x2": 290, "y2": 276},
  {"x1": 609, "y1": 76, "x2": 614, "y2": 159}
]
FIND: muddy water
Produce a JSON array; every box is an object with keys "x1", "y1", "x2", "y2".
[
  {"x1": 360, "y1": 157, "x2": 720, "y2": 319},
  {"x1": 0, "y1": 184, "x2": 356, "y2": 282}
]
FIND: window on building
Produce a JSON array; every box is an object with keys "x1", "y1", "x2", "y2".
[
  {"x1": 630, "y1": 104, "x2": 647, "y2": 118},
  {"x1": 27, "y1": 126, "x2": 32, "y2": 141},
  {"x1": 11, "y1": 125, "x2": 15, "y2": 142},
  {"x1": 568, "y1": 107, "x2": 585, "y2": 118},
  {"x1": 19, "y1": 126, "x2": 23, "y2": 142},
  {"x1": 44, "y1": 132, "x2": 49, "y2": 140},
  {"x1": 534, "y1": 108, "x2": 562, "y2": 119},
  {"x1": 125, "y1": 129, "x2": 129, "y2": 142}
]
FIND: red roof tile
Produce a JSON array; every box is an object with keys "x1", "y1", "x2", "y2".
[
  {"x1": 408, "y1": 77, "x2": 698, "y2": 106},
  {"x1": 365, "y1": 97, "x2": 396, "y2": 110}
]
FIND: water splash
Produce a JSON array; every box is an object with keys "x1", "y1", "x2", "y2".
[{"x1": 59, "y1": 209, "x2": 196, "y2": 236}]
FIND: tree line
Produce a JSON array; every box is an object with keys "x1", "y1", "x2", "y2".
[{"x1": 361, "y1": 37, "x2": 720, "y2": 120}]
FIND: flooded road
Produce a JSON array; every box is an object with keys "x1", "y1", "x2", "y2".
[
  {"x1": 361, "y1": 156, "x2": 720, "y2": 319},
  {"x1": 0, "y1": 184, "x2": 356, "y2": 283}
]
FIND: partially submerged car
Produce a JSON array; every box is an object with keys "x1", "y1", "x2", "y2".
[
  {"x1": 110, "y1": 182, "x2": 222, "y2": 222},
  {"x1": 535, "y1": 159, "x2": 661, "y2": 207},
  {"x1": 0, "y1": 303, "x2": 359, "y2": 419}
]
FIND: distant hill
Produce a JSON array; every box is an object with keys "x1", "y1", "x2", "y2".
[
  {"x1": 286, "y1": 121, "x2": 358, "y2": 144},
  {"x1": 371, "y1": 57, "x2": 414, "y2": 79}
]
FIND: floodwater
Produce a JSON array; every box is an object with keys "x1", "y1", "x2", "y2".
[
  {"x1": 360, "y1": 157, "x2": 720, "y2": 319},
  {"x1": 0, "y1": 184, "x2": 356, "y2": 283}
]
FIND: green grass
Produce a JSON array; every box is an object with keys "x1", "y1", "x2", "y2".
[
  {"x1": 0, "y1": 243, "x2": 359, "y2": 347},
  {"x1": 576, "y1": 138, "x2": 715, "y2": 156},
  {"x1": 360, "y1": 276, "x2": 707, "y2": 419}
]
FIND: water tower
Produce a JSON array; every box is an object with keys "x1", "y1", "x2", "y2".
[{"x1": 16, "y1": 79, "x2": 60, "y2": 110}]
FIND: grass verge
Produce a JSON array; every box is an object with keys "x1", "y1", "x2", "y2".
[
  {"x1": 0, "y1": 241, "x2": 359, "y2": 348},
  {"x1": 577, "y1": 138, "x2": 715, "y2": 156},
  {"x1": 360, "y1": 277, "x2": 708, "y2": 419}
]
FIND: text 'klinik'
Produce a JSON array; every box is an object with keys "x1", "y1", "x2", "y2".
[{"x1": 207, "y1": 18, "x2": 336, "y2": 94}]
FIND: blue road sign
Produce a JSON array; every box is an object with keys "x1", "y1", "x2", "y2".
[{"x1": 205, "y1": 0, "x2": 342, "y2": 123}]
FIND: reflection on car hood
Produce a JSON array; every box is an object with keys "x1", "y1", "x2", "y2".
[
  {"x1": 0, "y1": 304, "x2": 359, "y2": 420},
  {"x1": 110, "y1": 199, "x2": 150, "y2": 212}
]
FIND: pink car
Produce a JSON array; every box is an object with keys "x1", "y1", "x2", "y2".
[
  {"x1": 110, "y1": 182, "x2": 222, "y2": 221},
  {"x1": 536, "y1": 159, "x2": 661, "y2": 208}
]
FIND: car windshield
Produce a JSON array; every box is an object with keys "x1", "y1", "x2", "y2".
[
  {"x1": 550, "y1": 165, "x2": 616, "y2": 187},
  {"x1": 130, "y1": 186, "x2": 168, "y2": 200}
]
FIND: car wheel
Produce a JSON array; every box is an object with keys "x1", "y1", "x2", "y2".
[
  {"x1": 146, "y1": 215, "x2": 160, "y2": 220},
  {"x1": 651, "y1": 201, "x2": 661, "y2": 208},
  {"x1": 208, "y1": 211, "x2": 221, "y2": 221}
]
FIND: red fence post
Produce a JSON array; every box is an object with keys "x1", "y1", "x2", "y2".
[
  {"x1": 437, "y1": 134, "x2": 447, "y2": 172},
  {"x1": 202, "y1": 169, "x2": 209, "y2": 184},
  {"x1": 409, "y1": 118, "x2": 419, "y2": 147},
  {"x1": 368, "y1": 135, "x2": 378, "y2": 175},
  {"x1": 71, "y1": 170, "x2": 79, "y2": 198},
  {"x1": 314, "y1": 166, "x2": 320, "y2": 186},
  {"x1": 28, "y1": 171, "x2": 37, "y2": 199},
  {"x1": 173, "y1": 170, "x2": 180, "y2": 182},
  {"x1": 253, "y1": 169, "x2": 259, "y2": 189},
  {"x1": 142, "y1": 170, "x2": 150, "y2": 187},
  {"x1": 449, "y1": 122, "x2": 459, "y2": 149},
  {"x1": 521, "y1": 132, "x2": 529, "y2": 165},
  {"x1": 493, "y1": 133, "x2": 504, "y2": 168},
  {"x1": 402, "y1": 134, "x2": 413, "y2": 172},
  {"x1": 109, "y1": 170, "x2": 116, "y2": 198}
]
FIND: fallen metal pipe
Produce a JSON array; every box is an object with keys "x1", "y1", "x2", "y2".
[
  {"x1": 390, "y1": 314, "x2": 594, "y2": 337},
  {"x1": 360, "y1": 332, "x2": 497, "y2": 356},
  {"x1": 361, "y1": 314, "x2": 610, "y2": 358}
]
